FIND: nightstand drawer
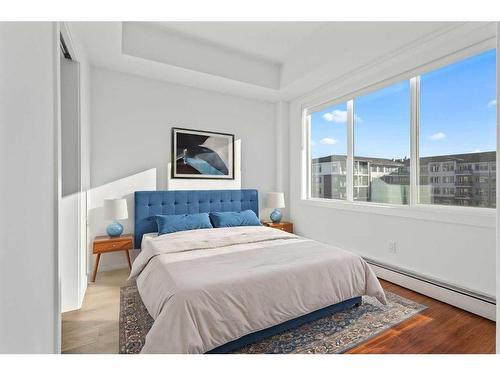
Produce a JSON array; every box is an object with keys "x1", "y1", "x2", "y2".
[{"x1": 93, "y1": 238, "x2": 132, "y2": 253}]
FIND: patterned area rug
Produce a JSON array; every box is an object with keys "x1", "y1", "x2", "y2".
[{"x1": 119, "y1": 283, "x2": 426, "y2": 354}]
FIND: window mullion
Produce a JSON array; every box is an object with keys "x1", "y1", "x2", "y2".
[
  {"x1": 410, "y1": 76, "x2": 420, "y2": 206},
  {"x1": 347, "y1": 99, "x2": 354, "y2": 201},
  {"x1": 305, "y1": 114, "x2": 312, "y2": 200}
]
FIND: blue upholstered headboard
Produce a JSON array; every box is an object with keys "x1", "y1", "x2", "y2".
[{"x1": 134, "y1": 189, "x2": 259, "y2": 249}]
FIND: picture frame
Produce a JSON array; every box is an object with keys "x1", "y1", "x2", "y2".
[{"x1": 171, "y1": 127, "x2": 235, "y2": 180}]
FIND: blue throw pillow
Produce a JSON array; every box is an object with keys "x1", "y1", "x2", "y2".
[
  {"x1": 209, "y1": 210, "x2": 261, "y2": 228},
  {"x1": 155, "y1": 213, "x2": 213, "y2": 235}
]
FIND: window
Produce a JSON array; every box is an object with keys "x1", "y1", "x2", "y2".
[
  {"x1": 310, "y1": 102, "x2": 348, "y2": 200},
  {"x1": 442, "y1": 187, "x2": 455, "y2": 195},
  {"x1": 306, "y1": 48, "x2": 496, "y2": 210},
  {"x1": 353, "y1": 81, "x2": 410, "y2": 204},
  {"x1": 442, "y1": 176, "x2": 454, "y2": 184},
  {"x1": 419, "y1": 49, "x2": 496, "y2": 208},
  {"x1": 430, "y1": 164, "x2": 440, "y2": 172},
  {"x1": 442, "y1": 163, "x2": 454, "y2": 172}
]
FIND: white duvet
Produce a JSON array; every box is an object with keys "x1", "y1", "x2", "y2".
[{"x1": 130, "y1": 226, "x2": 386, "y2": 354}]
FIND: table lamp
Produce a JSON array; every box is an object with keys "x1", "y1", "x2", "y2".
[
  {"x1": 104, "y1": 199, "x2": 128, "y2": 237},
  {"x1": 266, "y1": 192, "x2": 285, "y2": 224}
]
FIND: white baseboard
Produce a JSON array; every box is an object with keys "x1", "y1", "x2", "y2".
[{"x1": 369, "y1": 262, "x2": 496, "y2": 321}]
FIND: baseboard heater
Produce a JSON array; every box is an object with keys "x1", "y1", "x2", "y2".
[{"x1": 364, "y1": 257, "x2": 496, "y2": 320}]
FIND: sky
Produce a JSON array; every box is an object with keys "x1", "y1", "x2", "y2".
[{"x1": 311, "y1": 49, "x2": 497, "y2": 159}]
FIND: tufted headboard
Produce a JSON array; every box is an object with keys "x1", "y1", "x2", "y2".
[{"x1": 134, "y1": 189, "x2": 259, "y2": 249}]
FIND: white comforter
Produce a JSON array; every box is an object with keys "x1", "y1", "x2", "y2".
[{"x1": 130, "y1": 226, "x2": 386, "y2": 354}]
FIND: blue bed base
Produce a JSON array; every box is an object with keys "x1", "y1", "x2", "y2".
[
  {"x1": 207, "y1": 296, "x2": 362, "y2": 354},
  {"x1": 133, "y1": 189, "x2": 362, "y2": 354}
]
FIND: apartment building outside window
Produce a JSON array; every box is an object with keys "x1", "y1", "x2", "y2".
[
  {"x1": 353, "y1": 80, "x2": 410, "y2": 204},
  {"x1": 310, "y1": 102, "x2": 348, "y2": 200},
  {"x1": 307, "y1": 48, "x2": 496, "y2": 209},
  {"x1": 418, "y1": 49, "x2": 496, "y2": 208}
]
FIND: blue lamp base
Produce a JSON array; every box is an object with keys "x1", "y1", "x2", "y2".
[
  {"x1": 106, "y1": 220, "x2": 123, "y2": 237},
  {"x1": 270, "y1": 208, "x2": 282, "y2": 224}
]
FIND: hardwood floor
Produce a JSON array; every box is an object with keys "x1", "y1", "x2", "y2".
[
  {"x1": 62, "y1": 268, "x2": 129, "y2": 354},
  {"x1": 348, "y1": 280, "x2": 496, "y2": 354},
  {"x1": 61, "y1": 269, "x2": 496, "y2": 354}
]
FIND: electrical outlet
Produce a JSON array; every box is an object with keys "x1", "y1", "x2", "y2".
[{"x1": 388, "y1": 240, "x2": 397, "y2": 254}]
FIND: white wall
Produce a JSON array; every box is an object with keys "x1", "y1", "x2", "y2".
[
  {"x1": 0, "y1": 22, "x2": 59, "y2": 353},
  {"x1": 288, "y1": 192, "x2": 495, "y2": 296},
  {"x1": 286, "y1": 30, "x2": 497, "y2": 301},
  {"x1": 89, "y1": 67, "x2": 277, "y2": 270},
  {"x1": 275, "y1": 101, "x2": 290, "y2": 220}
]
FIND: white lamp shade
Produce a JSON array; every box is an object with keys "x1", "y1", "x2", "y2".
[
  {"x1": 104, "y1": 199, "x2": 128, "y2": 220},
  {"x1": 266, "y1": 192, "x2": 285, "y2": 208}
]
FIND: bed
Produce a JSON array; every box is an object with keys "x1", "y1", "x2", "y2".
[{"x1": 131, "y1": 189, "x2": 386, "y2": 354}]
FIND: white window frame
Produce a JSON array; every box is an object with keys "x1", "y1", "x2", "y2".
[{"x1": 301, "y1": 44, "x2": 496, "y2": 228}]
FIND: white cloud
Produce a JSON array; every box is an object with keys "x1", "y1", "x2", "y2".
[
  {"x1": 488, "y1": 99, "x2": 496, "y2": 107},
  {"x1": 323, "y1": 110, "x2": 347, "y2": 123},
  {"x1": 472, "y1": 149, "x2": 481, "y2": 153},
  {"x1": 319, "y1": 137, "x2": 337, "y2": 145},
  {"x1": 430, "y1": 132, "x2": 446, "y2": 141},
  {"x1": 322, "y1": 110, "x2": 362, "y2": 123}
]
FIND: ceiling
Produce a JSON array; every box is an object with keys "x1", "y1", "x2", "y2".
[
  {"x1": 67, "y1": 22, "x2": 494, "y2": 102},
  {"x1": 152, "y1": 22, "x2": 326, "y2": 63}
]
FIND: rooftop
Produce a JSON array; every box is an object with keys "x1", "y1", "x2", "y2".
[{"x1": 312, "y1": 151, "x2": 496, "y2": 165}]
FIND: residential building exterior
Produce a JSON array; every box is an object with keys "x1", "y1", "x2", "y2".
[
  {"x1": 311, "y1": 151, "x2": 496, "y2": 208},
  {"x1": 420, "y1": 151, "x2": 496, "y2": 207}
]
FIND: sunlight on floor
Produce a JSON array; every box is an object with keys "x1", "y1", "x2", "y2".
[{"x1": 62, "y1": 268, "x2": 129, "y2": 353}]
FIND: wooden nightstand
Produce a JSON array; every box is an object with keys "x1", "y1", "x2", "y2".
[
  {"x1": 263, "y1": 221, "x2": 293, "y2": 233},
  {"x1": 92, "y1": 234, "x2": 133, "y2": 282}
]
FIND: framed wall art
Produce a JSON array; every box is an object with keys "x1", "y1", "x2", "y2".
[{"x1": 171, "y1": 127, "x2": 235, "y2": 180}]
